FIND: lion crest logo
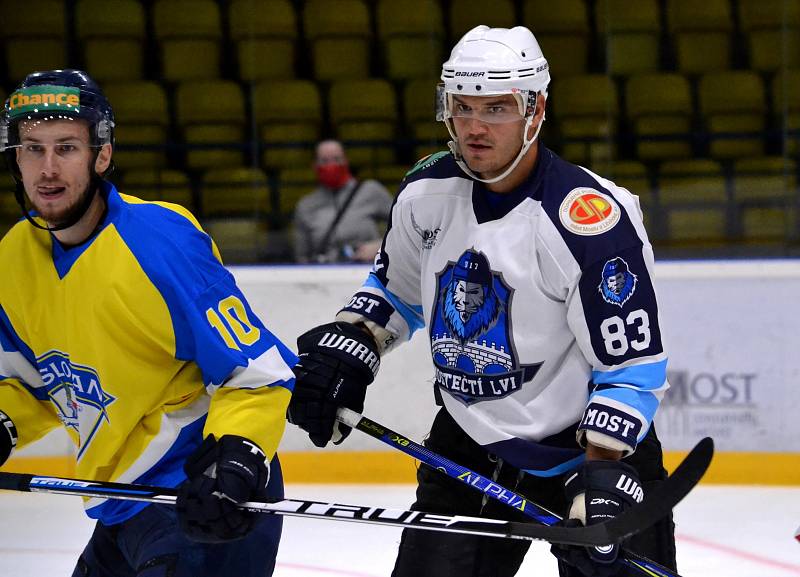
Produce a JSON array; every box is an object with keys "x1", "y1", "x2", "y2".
[
  {"x1": 430, "y1": 249, "x2": 541, "y2": 405},
  {"x1": 599, "y1": 257, "x2": 637, "y2": 307}
]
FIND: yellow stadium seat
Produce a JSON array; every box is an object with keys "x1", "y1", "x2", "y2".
[
  {"x1": 403, "y1": 78, "x2": 448, "y2": 159},
  {"x1": 448, "y1": 0, "x2": 515, "y2": 43},
  {"x1": 201, "y1": 167, "x2": 271, "y2": 218},
  {"x1": 358, "y1": 164, "x2": 410, "y2": 195},
  {"x1": 626, "y1": 73, "x2": 692, "y2": 160},
  {"x1": 304, "y1": 0, "x2": 370, "y2": 80},
  {"x1": 5, "y1": 39, "x2": 66, "y2": 82},
  {"x1": 699, "y1": 71, "x2": 765, "y2": 159},
  {"x1": 329, "y1": 79, "x2": 398, "y2": 167},
  {"x1": 104, "y1": 82, "x2": 169, "y2": 169},
  {"x1": 658, "y1": 159, "x2": 727, "y2": 242},
  {"x1": 75, "y1": 0, "x2": 145, "y2": 81},
  {"x1": 593, "y1": 160, "x2": 653, "y2": 202},
  {"x1": 596, "y1": 0, "x2": 660, "y2": 75},
  {"x1": 202, "y1": 218, "x2": 270, "y2": 263},
  {"x1": 733, "y1": 157, "x2": 797, "y2": 240},
  {"x1": 276, "y1": 167, "x2": 317, "y2": 216},
  {"x1": 176, "y1": 81, "x2": 245, "y2": 169},
  {"x1": 772, "y1": 70, "x2": 800, "y2": 155},
  {"x1": 153, "y1": 0, "x2": 222, "y2": 81},
  {"x1": 0, "y1": 0, "x2": 64, "y2": 37},
  {"x1": 523, "y1": 0, "x2": 589, "y2": 77},
  {"x1": 252, "y1": 80, "x2": 322, "y2": 169},
  {"x1": 739, "y1": 0, "x2": 800, "y2": 72},
  {"x1": 551, "y1": 75, "x2": 618, "y2": 164},
  {"x1": 599, "y1": 160, "x2": 654, "y2": 230},
  {"x1": 229, "y1": 0, "x2": 297, "y2": 81},
  {"x1": 667, "y1": 0, "x2": 732, "y2": 74},
  {"x1": 121, "y1": 168, "x2": 194, "y2": 210},
  {"x1": 377, "y1": 0, "x2": 444, "y2": 80}
]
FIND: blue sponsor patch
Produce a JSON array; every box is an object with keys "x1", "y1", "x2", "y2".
[
  {"x1": 598, "y1": 257, "x2": 637, "y2": 307},
  {"x1": 578, "y1": 402, "x2": 641, "y2": 448}
]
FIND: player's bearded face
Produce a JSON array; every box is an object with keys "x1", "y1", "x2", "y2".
[
  {"x1": 452, "y1": 94, "x2": 526, "y2": 180},
  {"x1": 16, "y1": 119, "x2": 98, "y2": 228}
]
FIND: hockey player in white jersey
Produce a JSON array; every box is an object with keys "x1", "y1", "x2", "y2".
[{"x1": 288, "y1": 25, "x2": 676, "y2": 577}]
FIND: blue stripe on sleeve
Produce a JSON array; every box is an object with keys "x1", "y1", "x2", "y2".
[
  {"x1": 592, "y1": 359, "x2": 667, "y2": 392},
  {"x1": 364, "y1": 273, "x2": 425, "y2": 335}
]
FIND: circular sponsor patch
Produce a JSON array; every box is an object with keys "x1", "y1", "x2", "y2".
[{"x1": 559, "y1": 188, "x2": 621, "y2": 235}]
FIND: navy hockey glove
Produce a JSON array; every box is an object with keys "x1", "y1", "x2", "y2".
[
  {"x1": 176, "y1": 435, "x2": 270, "y2": 543},
  {"x1": 551, "y1": 460, "x2": 643, "y2": 577},
  {"x1": 0, "y1": 410, "x2": 17, "y2": 466},
  {"x1": 288, "y1": 322, "x2": 380, "y2": 447}
]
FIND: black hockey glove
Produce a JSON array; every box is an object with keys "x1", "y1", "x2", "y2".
[
  {"x1": 551, "y1": 460, "x2": 643, "y2": 577},
  {"x1": 288, "y1": 322, "x2": 380, "y2": 448},
  {"x1": 176, "y1": 434, "x2": 270, "y2": 543},
  {"x1": 0, "y1": 410, "x2": 17, "y2": 466}
]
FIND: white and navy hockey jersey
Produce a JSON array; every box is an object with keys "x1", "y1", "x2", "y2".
[{"x1": 337, "y1": 147, "x2": 668, "y2": 477}]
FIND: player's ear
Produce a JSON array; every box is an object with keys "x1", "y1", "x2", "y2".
[{"x1": 94, "y1": 143, "x2": 112, "y2": 174}]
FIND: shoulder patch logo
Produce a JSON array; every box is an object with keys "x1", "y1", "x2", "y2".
[
  {"x1": 559, "y1": 188, "x2": 621, "y2": 236},
  {"x1": 598, "y1": 257, "x2": 638, "y2": 306},
  {"x1": 411, "y1": 209, "x2": 441, "y2": 249},
  {"x1": 406, "y1": 150, "x2": 449, "y2": 177}
]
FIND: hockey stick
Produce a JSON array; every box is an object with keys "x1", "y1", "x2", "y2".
[
  {"x1": 1, "y1": 471, "x2": 650, "y2": 547},
  {"x1": 337, "y1": 408, "x2": 714, "y2": 577}
]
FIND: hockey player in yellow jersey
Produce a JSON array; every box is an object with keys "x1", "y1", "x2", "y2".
[{"x1": 0, "y1": 69, "x2": 297, "y2": 576}]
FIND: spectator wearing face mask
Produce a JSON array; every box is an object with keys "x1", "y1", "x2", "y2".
[{"x1": 292, "y1": 139, "x2": 394, "y2": 263}]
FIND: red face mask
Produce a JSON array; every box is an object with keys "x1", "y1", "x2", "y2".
[{"x1": 315, "y1": 163, "x2": 352, "y2": 190}]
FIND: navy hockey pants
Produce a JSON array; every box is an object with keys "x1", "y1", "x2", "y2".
[
  {"x1": 71, "y1": 458, "x2": 284, "y2": 577},
  {"x1": 392, "y1": 408, "x2": 677, "y2": 577}
]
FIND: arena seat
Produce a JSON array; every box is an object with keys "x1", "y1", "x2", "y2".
[
  {"x1": 658, "y1": 159, "x2": 727, "y2": 242},
  {"x1": 303, "y1": 0, "x2": 370, "y2": 81},
  {"x1": 175, "y1": 80, "x2": 245, "y2": 169},
  {"x1": 667, "y1": 0, "x2": 732, "y2": 74},
  {"x1": 699, "y1": 71, "x2": 766, "y2": 159},
  {"x1": 121, "y1": 168, "x2": 194, "y2": 210},
  {"x1": 104, "y1": 81, "x2": 169, "y2": 169},
  {"x1": 252, "y1": 80, "x2": 322, "y2": 170},
  {"x1": 522, "y1": 0, "x2": 589, "y2": 77},
  {"x1": 595, "y1": 0, "x2": 660, "y2": 75},
  {"x1": 448, "y1": 0, "x2": 515, "y2": 44},
  {"x1": 229, "y1": 0, "x2": 297, "y2": 81},
  {"x1": 75, "y1": 0, "x2": 145, "y2": 81},
  {"x1": 551, "y1": 74, "x2": 619, "y2": 164},
  {"x1": 626, "y1": 73, "x2": 693, "y2": 160},
  {"x1": 153, "y1": 0, "x2": 222, "y2": 81},
  {"x1": 376, "y1": 0, "x2": 444, "y2": 80},
  {"x1": 739, "y1": 0, "x2": 800, "y2": 73},
  {"x1": 329, "y1": 78, "x2": 398, "y2": 167}
]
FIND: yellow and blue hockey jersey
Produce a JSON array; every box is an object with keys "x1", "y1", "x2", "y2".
[{"x1": 0, "y1": 182, "x2": 297, "y2": 524}]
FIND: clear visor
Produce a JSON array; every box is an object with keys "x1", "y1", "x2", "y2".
[
  {"x1": 0, "y1": 114, "x2": 102, "y2": 152},
  {"x1": 436, "y1": 84, "x2": 532, "y2": 124}
]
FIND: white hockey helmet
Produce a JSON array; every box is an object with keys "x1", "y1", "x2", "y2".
[{"x1": 438, "y1": 26, "x2": 550, "y2": 184}]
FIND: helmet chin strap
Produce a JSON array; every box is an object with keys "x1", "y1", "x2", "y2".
[{"x1": 446, "y1": 111, "x2": 545, "y2": 186}]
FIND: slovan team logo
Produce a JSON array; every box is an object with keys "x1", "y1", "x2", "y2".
[
  {"x1": 430, "y1": 249, "x2": 541, "y2": 405},
  {"x1": 598, "y1": 257, "x2": 638, "y2": 306},
  {"x1": 37, "y1": 350, "x2": 116, "y2": 460}
]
